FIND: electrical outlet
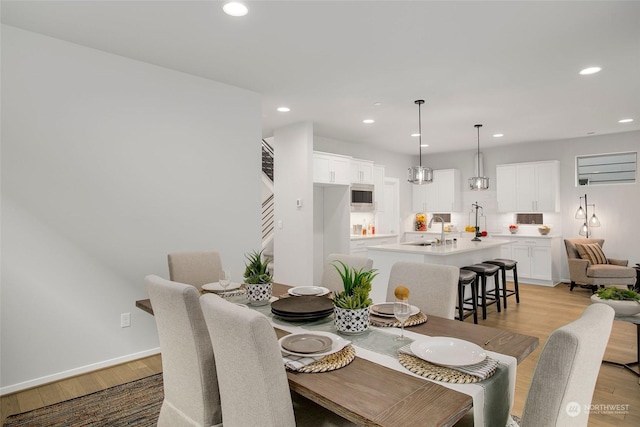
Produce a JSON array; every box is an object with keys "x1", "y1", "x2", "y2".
[{"x1": 120, "y1": 312, "x2": 131, "y2": 328}]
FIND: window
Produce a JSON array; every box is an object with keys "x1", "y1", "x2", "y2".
[{"x1": 576, "y1": 152, "x2": 637, "y2": 186}]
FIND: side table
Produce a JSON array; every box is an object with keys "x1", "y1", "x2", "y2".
[{"x1": 603, "y1": 314, "x2": 640, "y2": 377}]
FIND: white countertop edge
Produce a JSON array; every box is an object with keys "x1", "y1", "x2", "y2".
[
  {"x1": 367, "y1": 239, "x2": 512, "y2": 256},
  {"x1": 350, "y1": 234, "x2": 398, "y2": 240}
]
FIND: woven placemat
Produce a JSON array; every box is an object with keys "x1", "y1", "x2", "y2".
[
  {"x1": 398, "y1": 353, "x2": 496, "y2": 383},
  {"x1": 370, "y1": 311, "x2": 428, "y2": 327},
  {"x1": 200, "y1": 288, "x2": 246, "y2": 297},
  {"x1": 294, "y1": 345, "x2": 356, "y2": 373}
]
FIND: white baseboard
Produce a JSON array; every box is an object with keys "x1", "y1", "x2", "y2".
[{"x1": 0, "y1": 347, "x2": 161, "y2": 396}]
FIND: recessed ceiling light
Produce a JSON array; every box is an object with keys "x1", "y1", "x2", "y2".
[
  {"x1": 420, "y1": 144, "x2": 429, "y2": 148},
  {"x1": 374, "y1": 102, "x2": 382, "y2": 106},
  {"x1": 223, "y1": 2, "x2": 248, "y2": 17},
  {"x1": 363, "y1": 119, "x2": 375, "y2": 124},
  {"x1": 277, "y1": 107, "x2": 290, "y2": 112},
  {"x1": 618, "y1": 118, "x2": 634, "y2": 123},
  {"x1": 493, "y1": 133, "x2": 504, "y2": 138},
  {"x1": 579, "y1": 66, "x2": 602, "y2": 75},
  {"x1": 411, "y1": 133, "x2": 420, "y2": 137}
]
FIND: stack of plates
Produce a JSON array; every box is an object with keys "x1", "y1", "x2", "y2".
[
  {"x1": 201, "y1": 282, "x2": 242, "y2": 293},
  {"x1": 288, "y1": 286, "x2": 330, "y2": 297},
  {"x1": 279, "y1": 331, "x2": 350, "y2": 357},
  {"x1": 371, "y1": 302, "x2": 420, "y2": 318},
  {"x1": 271, "y1": 295, "x2": 334, "y2": 321}
]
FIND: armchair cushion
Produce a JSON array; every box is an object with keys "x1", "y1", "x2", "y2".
[
  {"x1": 575, "y1": 243, "x2": 607, "y2": 265},
  {"x1": 587, "y1": 264, "x2": 637, "y2": 279}
]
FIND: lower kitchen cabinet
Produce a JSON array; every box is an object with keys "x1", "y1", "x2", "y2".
[
  {"x1": 498, "y1": 235, "x2": 560, "y2": 286},
  {"x1": 350, "y1": 235, "x2": 398, "y2": 255}
]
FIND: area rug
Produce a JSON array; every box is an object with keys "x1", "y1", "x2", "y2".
[{"x1": 4, "y1": 374, "x2": 163, "y2": 427}]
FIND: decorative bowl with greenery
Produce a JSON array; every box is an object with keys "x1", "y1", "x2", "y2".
[
  {"x1": 331, "y1": 261, "x2": 377, "y2": 309},
  {"x1": 595, "y1": 287, "x2": 639, "y2": 302},
  {"x1": 243, "y1": 249, "x2": 273, "y2": 305},
  {"x1": 591, "y1": 287, "x2": 640, "y2": 317}
]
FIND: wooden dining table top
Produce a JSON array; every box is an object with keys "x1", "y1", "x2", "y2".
[{"x1": 136, "y1": 282, "x2": 539, "y2": 426}]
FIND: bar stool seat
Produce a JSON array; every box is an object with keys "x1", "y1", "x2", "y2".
[
  {"x1": 462, "y1": 263, "x2": 501, "y2": 320},
  {"x1": 485, "y1": 258, "x2": 520, "y2": 309},
  {"x1": 456, "y1": 269, "x2": 478, "y2": 324}
]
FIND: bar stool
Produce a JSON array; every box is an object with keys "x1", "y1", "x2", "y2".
[
  {"x1": 456, "y1": 269, "x2": 478, "y2": 324},
  {"x1": 485, "y1": 259, "x2": 520, "y2": 309},
  {"x1": 462, "y1": 263, "x2": 501, "y2": 320}
]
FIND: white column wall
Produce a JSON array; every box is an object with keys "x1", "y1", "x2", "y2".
[
  {"x1": 1, "y1": 26, "x2": 261, "y2": 392},
  {"x1": 273, "y1": 122, "x2": 314, "y2": 286}
]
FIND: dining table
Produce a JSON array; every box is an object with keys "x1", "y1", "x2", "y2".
[{"x1": 136, "y1": 283, "x2": 539, "y2": 426}]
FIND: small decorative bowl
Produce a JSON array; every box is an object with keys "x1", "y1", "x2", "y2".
[
  {"x1": 509, "y1": 228, "x2": 518, "y2": 234},
  {"x1": 538, "y1": 227, "x2": 551, "y2": 235}
]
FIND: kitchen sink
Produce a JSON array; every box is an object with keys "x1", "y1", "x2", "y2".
[{"x1": 402, "y1": 241, "x2": 434, "y2": 246}]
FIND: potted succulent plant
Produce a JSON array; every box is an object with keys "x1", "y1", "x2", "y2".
[
  {"x1": 243, "y1": 249, "x2": 273, "y2": 305},
  {"x1": 331, "y1": 261, "x2": 378, "y2": 334},
  {"x1": 591, "y1": 287, "x2": 640, "y2": 317}
]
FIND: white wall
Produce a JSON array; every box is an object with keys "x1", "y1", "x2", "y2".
[
  {"x1": 423, "y1": 131, "x2": 640, "y2": 281},
  {"x1": 273, "y1": 122, "x2": 314, "y2": 286},
  {"x1": 1, "y1": 26, "x2": 262, "y2": 392}
]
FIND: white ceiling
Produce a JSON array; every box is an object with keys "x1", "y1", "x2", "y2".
[{"x1": 2, "y1": 0, "x2": 639, "y2": 154}]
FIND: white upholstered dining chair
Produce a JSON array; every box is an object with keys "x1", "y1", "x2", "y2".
[
  {"x1": 385, "y1": 261, "x2": 459, "y2": 319},
  {"x1": 455, "y1": 303, "x2": 615, "y2": 427},
  {"x1": 199, "y1": 293, "x2": 356, "y2": 427},
  {"x1": 321, "y1": 253, "x2": 374, "y2": 294},
  {"x1": 167, "y1": 250, "x2": 223, "y2": 291},
  {"x1": 144, "y1": 275, "x2": 222, "y2": 427}
]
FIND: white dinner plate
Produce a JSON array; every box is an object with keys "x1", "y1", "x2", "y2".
[
  {"x1": 370, "y1": 302, "x2": 420, "y2": 318},
  {"x1": 201, "y1": 281, "x2": 242, "y2": 292},
  {"x1": 410, "y1": 337, "x2": 487, "y2": 367},
  {"x1": 288, "y1": 286, "x2": 330, "y2": 297},
  {"x1": 279, "y1": 331, "x2": 351, "y2": 357}
]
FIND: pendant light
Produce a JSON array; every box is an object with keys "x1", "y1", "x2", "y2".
[
  {"x1": 408, "y1": 99, "x2": 433, "y2": 184},
  {"x1": 469, "y1": 124, "x2": 489, "y2": 190}
]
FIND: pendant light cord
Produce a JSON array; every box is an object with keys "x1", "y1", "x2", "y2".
[
  {"x1": 475, "y1": 124, "x2": 482, "y2": 176},
  {"x1": 416, "y1": 100, "x2": 425, "y2": 168}
]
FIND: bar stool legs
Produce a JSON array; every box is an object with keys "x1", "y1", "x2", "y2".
[
  {"x1": 462, "y1": 263, "x2": 501, "y2": 320},
  {"x1": 485, "y1": 259, "x2": 520, "y2": 309},
  {"x1": 457, "y1": 269, "x2": 478, "y2": 324}
]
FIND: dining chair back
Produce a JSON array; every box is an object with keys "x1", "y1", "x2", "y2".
[
  {"x1": 200, "y1": 294, "x2": 356, "y2": 427},
  {"x1": 520, "y1": 303, "x2": 615, "y2": 427},
  {"x1": 144, "y1": 275, "x2": 222, "y2": 427},
  {"x1": 386, "y1": 261, "x2": 459, "y2": 319},
  {"x1": 167, "y1": 250, "x2": 223, "y2": 290},
  {"x1": 321, "y1": 253, "x2": 374, "y2": 294}
]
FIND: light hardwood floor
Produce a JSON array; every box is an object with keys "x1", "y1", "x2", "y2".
[{"x1": 1, "y1": 282, "x2": 638, "y2": 426}]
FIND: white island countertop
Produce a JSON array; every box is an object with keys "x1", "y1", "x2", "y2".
[
  {"x1": 368, "y1": 238, "x2": 511, "y2": 256},
  {"x1": 366, "y1": 238, "x2": 512, "y2": 302}
]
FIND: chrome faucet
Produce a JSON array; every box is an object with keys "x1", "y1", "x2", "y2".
[{"x1": 428, "y1": 215, "x2": 446, "y2": 245}]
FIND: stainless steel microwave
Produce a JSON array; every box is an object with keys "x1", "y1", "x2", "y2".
[{"x1": 350, "y1": 184, "x2": 375, "y2": 211}]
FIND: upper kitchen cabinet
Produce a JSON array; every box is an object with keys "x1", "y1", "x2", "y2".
[
  {"x1": 412, "y1": 169, "x2": 461, "y2": 212},
  {"x1": 313, "y1": 151, "x2": 351, "y2": 185},
  {"x1": 497, "y1": 160, "x2": 560, "y2": 212},
  {"x1": 350, "y1": 159, "x2": 374, "y2": 184}
]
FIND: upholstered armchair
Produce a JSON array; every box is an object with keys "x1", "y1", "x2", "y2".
[{"x1": 564, "y1": 238, "x2": 637, "y2": 292}]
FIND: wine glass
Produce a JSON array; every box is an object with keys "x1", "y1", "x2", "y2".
[
  {"x1": 394, "y1": 297, "x2": 412, "y2": 341},
  {"x1": 219, "y1": 270, "x2": 231, "y2": 298}
]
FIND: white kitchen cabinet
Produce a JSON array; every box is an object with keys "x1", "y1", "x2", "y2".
[
  {"x1": 411, "y1": 169, "x2": 461, "y2": 212},
  {"x1": 350, "y1": 235, "x2": 397, "y2": 255},
  {"x1": 496, "y1": 161, "x2": 559, "y2": 212},
  {"x1": 373, "y1": 165, "x2": 385, "y2": 211},
  {"x1": 498, "y1": 235, "x2": 560, "y2": 286},
  {"x1": 350, "y1": 159, "x2": 374, "y2": 184},
  {"x1": 313, "y1": 151, "x2": 351, "y2": 185}
]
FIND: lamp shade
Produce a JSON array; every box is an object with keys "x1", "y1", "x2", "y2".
[
  {"x1": 469, "y1": 176, "x2": 489, "y2": 191},
  {"x1": 589, "y1": 213, "x2": 601, "y2": 227},
  {"x1": 408, "y1": 166, "x2": 433, "y2": 185},
  {"x1": 575, "y1": 205, "x2": 585, "y2": 219}
]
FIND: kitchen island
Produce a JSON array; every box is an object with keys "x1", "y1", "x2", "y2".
[{"x1": 367, "y1": 238, "x2": 512, "y2": 302}]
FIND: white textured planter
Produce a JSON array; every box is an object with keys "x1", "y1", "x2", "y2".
[
  {"x1": 246, "y1": 282, "x2": 272, "y2": 306},
  {"x1": 334, "y1": 306, "x2": 370, "y2": 335},
  {"x1": 591, "y1": 295, "x2": 640, "y2": 317}
]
